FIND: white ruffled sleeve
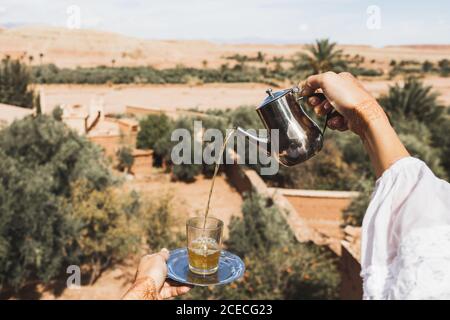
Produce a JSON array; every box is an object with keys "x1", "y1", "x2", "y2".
[{"x1": 361, "y1": 157, "x2": 450, "y2": 300}]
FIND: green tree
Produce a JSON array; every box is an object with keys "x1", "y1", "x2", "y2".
[
  {"x1": 116, "y1": 146, "x2": 134, "y2": 173},
  {"x1": 0, "y1": 115, "x2": 118, "y2": 291},
  {"x1": 137, "y1": 114, "x2": 173, "y2": 166},
  {"x1": 0, "y1": 58, "x2": 40, "y2": 109},
  {"x1": 438, "y1": 59, "x2": 450, "y2": 76},
  {"x1": 0, "y1": 149, "x2": 71, "y2": 290},
  {"x1": 170, "y1": 116, "x2": 202, "y2": 181},
  {"x1": 293, "y1": 39, "x2": 348, "y2": 75},
  {"x1": 422, "y1": 60, "x2": 434, "y2": 73},
  {"x1": 256, "y1": 51, "x2": 265, "y2": 63}
]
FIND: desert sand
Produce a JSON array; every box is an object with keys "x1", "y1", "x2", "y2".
[
  {"x1": 38, "y1": 76, "x2": 450, "y2": 116},
  {"x1": 2, "y1": 26, "x2": 450, "y2": 70},
  {"x1": 1, "y1": 25, "x2": 448, "y2": 112}
]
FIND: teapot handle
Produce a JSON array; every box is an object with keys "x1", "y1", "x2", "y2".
[{"x1": 301, "y1": 92, "x2": 341, "y2": 135}]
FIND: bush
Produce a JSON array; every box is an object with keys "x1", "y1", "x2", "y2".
[
  {"x1": 429, "y1": 112, "x2": 450, "y2": 179},
  {"x1": 379, "y1": 77, "x2": 444, "y2": 124},
  {"x1": 139, "y1": 193, "x2": 184, "y2": 251},
  {"x1": 379, "y1": 78, "x2": 448, "y2": 179},
  {"x1": 172, "y1": 162, "x2": 202, "y2": 182},
  {"x1": 438, "y1": 59, "x2": 450, "y2": 77},
  {"x1": 30, "y1": 64, "x2": 275, "y2": 85},
  {"x1": 395, "y1": 119, "x2": 446, "y2": 178},
  {"x1": 264, "y1": 139, "x2": 359, "y2": 190},
  {"x1": 226, "y1": 106, "x2": 262, "y2": 130},
  {"x1": 67, "y1": 181, "x2": 142, "y2": 284},
  {"x1": 422, "y1": 60, "x2": 434, "y2": 73},
  {"x1": 116, "y1": 146, "x2": 134, "y2": 173}
]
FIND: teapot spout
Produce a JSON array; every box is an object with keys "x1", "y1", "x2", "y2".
[{"x1": 235, "y1": 127, "x2": 270, "y2": 155}]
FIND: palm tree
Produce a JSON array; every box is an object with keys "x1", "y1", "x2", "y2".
[
  {"x1": 39, "y1": 53, "x2": 44, "y2": 65},
  {"x1": 293, "y1": 38, "x2": 347, "y2": 75},
  {"x1": 379, "y1": 77, "x2": 444, "y2": 124},
  {"x1": 256, "y1": 51, "x2": 265, "y2": 62},
  {"x1": 0, "y1": 58, "x2": 39, "y2": 109}
]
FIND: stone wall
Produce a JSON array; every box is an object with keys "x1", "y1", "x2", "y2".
[
  {"x1": 224, "y1": 163, "x2": 331, "y2": 248},
  {"x1": 125, "y1": 105, "x2": 219, "y2": 120},
  {"x1": 88, "y1": 132, "x2": 137, "y2": 159},
  {"x1": 271, "y1": 188, "x2": 359, "y2": 253},
  {"x1": 131, "y1": 149, "x2": 153, "y2": 177}
]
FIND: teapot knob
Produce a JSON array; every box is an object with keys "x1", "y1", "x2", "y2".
[{"x1": 266, "y1": 88, "x2": 274, "y2": 97}]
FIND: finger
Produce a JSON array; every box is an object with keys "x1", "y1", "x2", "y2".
[
  {"x1": 302, "y1": 72, "x2": 337, "y2": 96},
  {"x1": 335, "y1": 117, "x2": 349, "y2": 131},
  {"x1": 160, "y1": 285, "x2": 191, "y2": 299},
  {"x1": 323, "y1": 101, "x2": 333, "y2": 113},
  {"x1": 314, "y1": 99, "x2": 333, "y2": 116},
  {"x1": 327, "y1": 115, "x2": 345, "y2": 130},
  {"x1": 307, "y1": 95, "x2": 321, "y2": 106},
  {"x1": 158, "y1": 248, "x2": 169, "y2": 261},
  {"x1": 165, "y1": 278, "x2": 194, "y2": 288},
  {"x1": 337, "y1": 123, "x2": 349, "y2": 131},
  {"x1": 301, "y1": 74, "x2": 324, "y2": 96}
]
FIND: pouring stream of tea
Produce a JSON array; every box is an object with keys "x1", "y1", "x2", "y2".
[{"x1": 202, "y1": 129, "x2": 235, "y2": 230}]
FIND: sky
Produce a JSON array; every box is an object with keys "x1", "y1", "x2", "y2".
[{"x1": 0, "y1": 0, "x2": 449, "y2": 46}]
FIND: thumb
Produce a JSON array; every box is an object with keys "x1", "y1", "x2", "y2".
[{"x1": 159, "y1": 248, "x2": 170, "y2": 261}]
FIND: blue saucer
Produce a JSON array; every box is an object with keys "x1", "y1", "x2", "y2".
[{"x1": 167, "y1": 248, "x2": 245, "y2": 286}]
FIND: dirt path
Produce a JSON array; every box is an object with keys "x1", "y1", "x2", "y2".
[{"x1": 124, "y1": 171, "x2": 243, "y2": 237}]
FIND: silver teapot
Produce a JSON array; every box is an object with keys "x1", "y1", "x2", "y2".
[{"x1": 236, "y1": 87, "x2": 337, "y2": 166}]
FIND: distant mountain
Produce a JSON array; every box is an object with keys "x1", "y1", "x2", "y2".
[{"x1": 0, "y1": 22, "x2": 30, "y2": 29}]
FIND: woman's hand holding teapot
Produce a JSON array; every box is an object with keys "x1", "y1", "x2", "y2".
[
  {"x1": 301, "y1": 71, "x2": 409, "y2": 177},
  {"x1": 301, "y1": 71, "x2": 387, "y2": 137}
]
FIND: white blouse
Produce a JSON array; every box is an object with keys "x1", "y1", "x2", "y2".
[{"x1": 361, "y1": 157, "x2": 450, "y2": 300}]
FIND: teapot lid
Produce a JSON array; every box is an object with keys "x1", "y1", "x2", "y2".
[{"x1": 258, "y1": 87, "x2": 297, "y2": 109}]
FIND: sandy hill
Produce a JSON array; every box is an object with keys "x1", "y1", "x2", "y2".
[{"x1": 1, "y1": 26, "x2": 450, "y2": 69}]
